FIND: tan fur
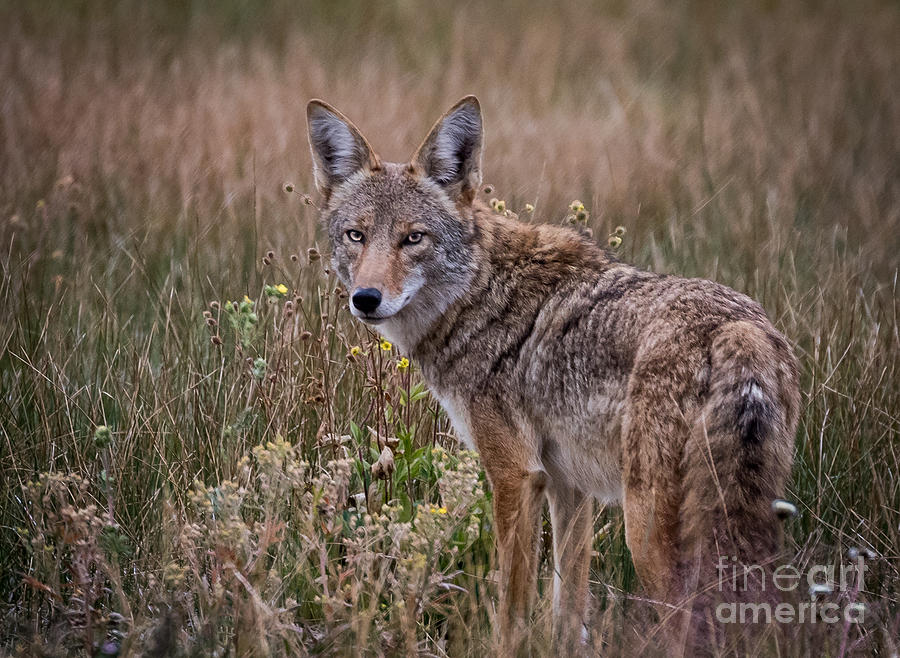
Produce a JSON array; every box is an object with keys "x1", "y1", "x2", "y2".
[{"x1": 307, "y1": 96, "x2": 801, "y2": 654}]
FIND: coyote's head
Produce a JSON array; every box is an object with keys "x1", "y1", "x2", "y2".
[{"x1": 306, "y1": 96, "x2": 483, "y2": 349}]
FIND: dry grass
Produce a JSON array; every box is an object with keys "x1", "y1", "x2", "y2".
[{"x1": 1, "y1": 0, "x2": 898, "y2": 655}]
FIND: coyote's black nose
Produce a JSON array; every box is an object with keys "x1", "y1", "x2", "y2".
[{"x1": 352, "y1": 288, "x2": 382, "y2": 314}]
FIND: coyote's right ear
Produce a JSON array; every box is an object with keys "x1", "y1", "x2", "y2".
[
  {"x1": 412, "y1": 96, "x2": 483, "y2": 203},
  {"x1": 307, "y1": 100, "x2": 380, "y2": 198}
]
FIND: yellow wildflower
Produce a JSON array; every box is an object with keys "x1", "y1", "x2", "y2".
[
  {"x1": 380, "y1": 339, "x2": 392, "y2": 351},
  {"x1": 276, "y1": 283, "x2": 288, "y2": 295},
  {"x1": 243, "y1": 295, "x2": 253, "y2": 304},
  {"x1": 350, "y1": 346, "x2": 362, "y2": 357},
  {"x1": 397, "y1": 357, "x2": 409, "y2": 371}
]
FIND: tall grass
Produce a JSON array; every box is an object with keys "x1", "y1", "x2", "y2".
[{"x1": 1, "y1": 0, "x2": 898, "y2": 654}]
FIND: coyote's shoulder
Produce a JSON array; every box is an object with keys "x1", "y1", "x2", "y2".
[{"x1": 307, "y1": 95, "x2": 800, "y2": 653}]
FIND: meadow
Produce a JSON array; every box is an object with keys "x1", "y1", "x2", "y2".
[{"x1": 1, "y1": 0, "x2": 898, "y2": 655}]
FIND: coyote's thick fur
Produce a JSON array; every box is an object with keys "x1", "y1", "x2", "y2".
[{"x1": 307, "y1": 96, "x2": 800, "y2": 653}]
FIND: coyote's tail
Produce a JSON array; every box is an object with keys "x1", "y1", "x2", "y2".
[{"x1": 680, "y1": 321, "x2": 799, "y2": 595}]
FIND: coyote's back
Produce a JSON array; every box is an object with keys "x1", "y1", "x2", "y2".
[{"x1": 306, "y1": 95, "x2": 800, "y2": 654}]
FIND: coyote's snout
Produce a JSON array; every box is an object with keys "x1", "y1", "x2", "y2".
[{"x1": 307, "y1": 96, "x2": 800, "y2": 654}]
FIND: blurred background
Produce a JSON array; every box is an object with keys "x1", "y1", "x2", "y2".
[
  {"x1": 1, "y1": 0, "x2": 898, "y2": 654},
  {"x1": 5, "y1": 0, "x2": 898, "y2": 280}
]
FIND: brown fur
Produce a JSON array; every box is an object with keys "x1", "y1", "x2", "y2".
[{"x1": 307, "y1": 96, "x2": 801, "y2": 655}]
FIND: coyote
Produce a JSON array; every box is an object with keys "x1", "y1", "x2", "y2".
[{"x1": 306, "y1": 96, "x2": 800, "y2": 653}]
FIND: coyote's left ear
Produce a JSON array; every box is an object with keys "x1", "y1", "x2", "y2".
[{"x1": 411, "y1": 96, "x2": 483, "y2": 203}]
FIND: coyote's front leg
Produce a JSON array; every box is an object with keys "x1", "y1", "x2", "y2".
[{"x1": 475, "y1": 418, "x2": 546, "y2": 655}]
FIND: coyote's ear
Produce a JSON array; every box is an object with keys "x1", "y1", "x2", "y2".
[
  {"x1": 411, "y1": 96, "x2": 483, "y2": 203},
  {"x1": 307, "y1": 100, "x2": 380, "y2": 197}
]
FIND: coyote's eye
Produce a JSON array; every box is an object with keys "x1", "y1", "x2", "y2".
[
  {"x1": 403, "y1": 232, "x2": 423, "y2": 245},
  {"x1": 346, "y1": 229, "x2": 365, "y2": 243}
]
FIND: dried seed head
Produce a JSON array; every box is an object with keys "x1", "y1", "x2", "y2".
[
  {"x1": 307, "y1": 248, "x2": 320, "y2": 261},
  {"x1": 266, "y1": 250, "x2": 275, "y2": 260},
  {"x1": 209, "y1": 300, "x2": 220, "y2": 311},
  {"x1": 283, "y1": 182, "x2": 295, "y2": 193},
  {"x1": 211, "y1": 335, "x2": 222, "y2": 346},
  {"x1": 290, "y1": 254, "x2": 299, "y2": 262},
  {"x1": 483, "y1": 184, "x2": 494, "y2": 195},
  {"x1": 300, "y1": 331, "x2": 312, "y2": 341}
]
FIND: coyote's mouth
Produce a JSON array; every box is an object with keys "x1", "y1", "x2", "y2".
[{"x1": 350, "y1": 290, "x2": 415, "y2": 325}]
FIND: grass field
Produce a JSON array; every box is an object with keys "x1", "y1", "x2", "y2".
[{"x1": 1, "y1": 0, "x2": 898, "y2": 655}]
